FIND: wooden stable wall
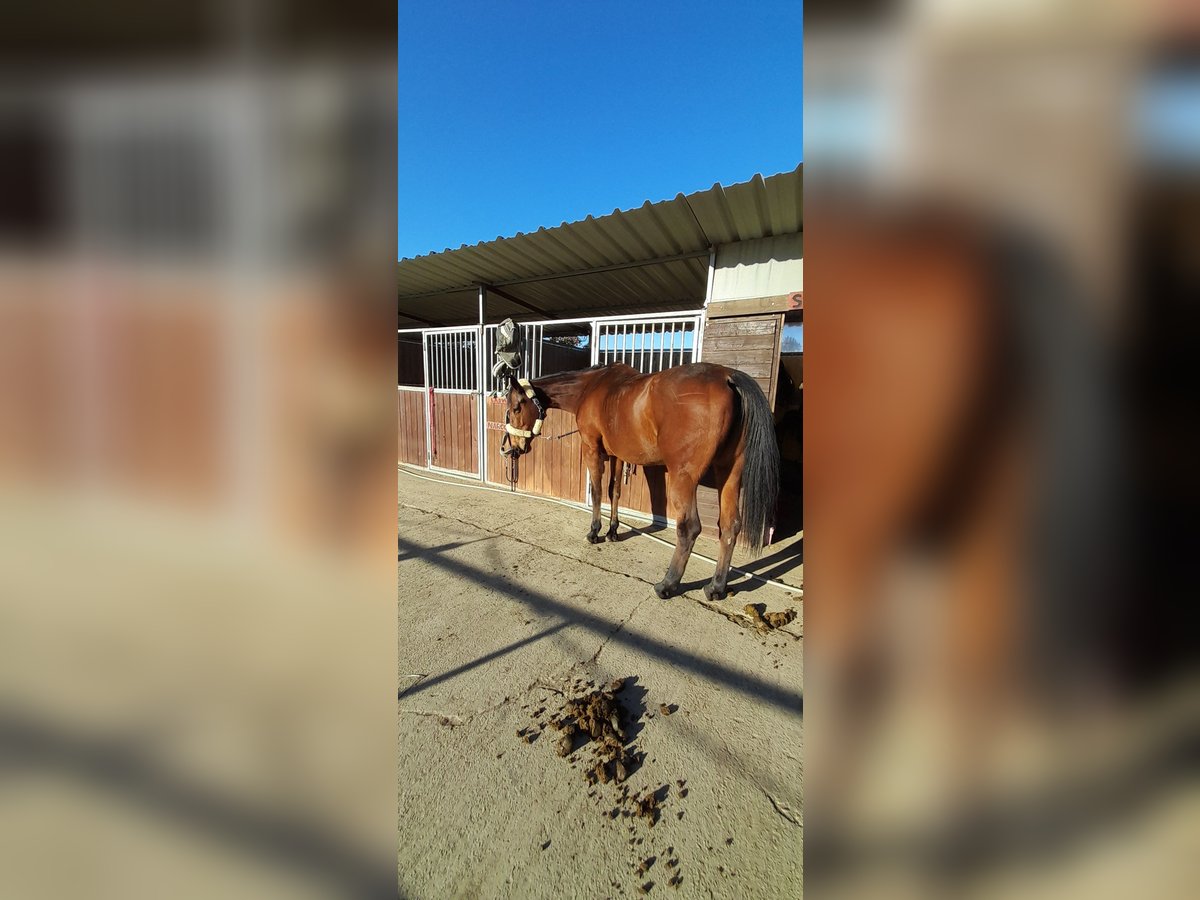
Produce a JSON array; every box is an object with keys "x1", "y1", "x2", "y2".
[
  {"x1": 700, "y1": 313, "x2": 784, "y2": 407},
  {"x1": 694, "y1": 311, "x2": 785, "y2": 535},
  {"x1": 397, "y1": 390, "x2": 426, "y2": 466},
  {"x1": 483, "y1": 398, "x2": 676, "y2": 525},
  {"x1": 429, "y1": 392, "x2": 478, "y2": 474},
  {"x1": 397, "y1": 320, "x2": 793, "y2": 537},
  {"x1": 484, "y1": 400, "x2": 586, "y2": 502},
  {"x1": 610, "y1": 465, "x2": 671, "y2": 523}
]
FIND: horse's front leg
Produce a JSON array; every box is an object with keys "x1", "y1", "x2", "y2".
[
  {"x1": 584, "y1": 443, "x2": 605, "y2": 544},
  {"x1": 606, "y1": 458, "x2": 624, "y2": 541}
]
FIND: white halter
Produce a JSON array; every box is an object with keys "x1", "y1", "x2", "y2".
[{"x1": 504, "y1": 378, "x2": 544, "y2": 439}]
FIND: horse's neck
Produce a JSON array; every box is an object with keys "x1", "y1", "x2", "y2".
[{"x1": 534, "y1": 369, "x2": 598, "y2": 414}]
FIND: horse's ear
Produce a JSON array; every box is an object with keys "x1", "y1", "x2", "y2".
[{"x1": 507, "y1": 373, "x2": 519, "y2": 392}]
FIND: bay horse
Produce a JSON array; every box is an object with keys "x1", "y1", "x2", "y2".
[{"x1": 501, "y1": 362, "x2": 780, "y2": 601}]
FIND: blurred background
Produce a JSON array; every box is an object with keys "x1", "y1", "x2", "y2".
[
  {"x1": 805, "y1": 1, "x2": 1197, "y2": 898},
  {"x1": 0, "y1": 2, "x2": 397, "y2": 897}
]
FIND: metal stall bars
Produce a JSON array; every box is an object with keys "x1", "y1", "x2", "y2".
[
  {"x1": 587, "y1": 313, "x2": 704, "y2": 509},
  {"x1": 404, "y1": 311, "x2": 705, "y2": 486},
  {"x1": 397, "y1": 328, "x2": 429, "y2": 467},
  {"x1": 481, "y1": 311, "x2": 704, "y2": 393},
  {"x1": 482, "y1": 321, "x2": 547, "y2": 394},
  {"x1": 591, "y1": 312, "x2": 704, "y2": 373},
  {"x1": 422, "y1": 326, "x2": 481, "y2": 476}
]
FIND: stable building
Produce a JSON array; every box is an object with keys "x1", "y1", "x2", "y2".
[{"x1": 398, "y1": 165, "x2": 802, "y2": 536}]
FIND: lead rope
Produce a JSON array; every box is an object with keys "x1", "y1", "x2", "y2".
[
  {"x1": 504, "y1": 451, "x2": 518, "y2": 490},
  {"x1": 499, "y1": 426, "x2": 578, "y2": 493}
]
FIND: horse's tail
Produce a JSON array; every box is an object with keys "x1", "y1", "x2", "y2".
[{"x1": 728, "y1": 369, "x2": 780, "y2": 554}]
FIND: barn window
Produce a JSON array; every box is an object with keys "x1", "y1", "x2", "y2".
[{"x1": 781, "y1": 322, "x2": 803, "y2": 354}]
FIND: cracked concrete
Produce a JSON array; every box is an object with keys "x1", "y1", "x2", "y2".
[
  {"x1": 398, "y1": 469, "x2": 802, "y2": 898},
  {"x1": 588, "y1": 594, "x2": 654, "y2": 665}
]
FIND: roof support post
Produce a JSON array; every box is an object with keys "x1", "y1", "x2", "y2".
[
  {"x1": 477, "y1": 284, "x2": 487, "y2": 481},
  {"x1": 703, "y1": 244, "x2": 716, "y2": 310}
]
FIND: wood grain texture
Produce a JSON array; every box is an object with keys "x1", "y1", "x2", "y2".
[
  {"x1": 430, "y1": 392, "x2": 478, "y2": 474},
  {"x1": 701, "y1": 313, "x2": 782, "y2": 411},
  {"x1": 397, "y1": 391, "x2": 427, "y2": 466},
  {"x1": 706, "y1": 294, "x2": 800, "y2": 317}
]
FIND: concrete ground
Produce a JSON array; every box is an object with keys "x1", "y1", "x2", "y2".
[{"x1": 397, "y1": 467, "x2": 803, "y2": 899}]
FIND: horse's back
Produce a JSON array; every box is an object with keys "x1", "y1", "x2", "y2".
[{"x1": 577, "y1": 363, "x2": 737, "y2": 468}]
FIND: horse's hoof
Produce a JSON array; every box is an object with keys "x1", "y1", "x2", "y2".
[
  {"x1": 653, "y1": 581, "x2": 674, "y2": 600},
  {"x1": 605, "y1": 530, "x2": 619, "y2": 542},
  {"x1": 586, "y1": 533, "x2": 604, "y2": 545},
  {"x1": 704, "y1": 583, "x2": 727, "y2": 602}
]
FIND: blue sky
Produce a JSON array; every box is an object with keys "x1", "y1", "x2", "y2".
[{"x1": 398, "y1": 1, "x2": 802, "y2": 259}]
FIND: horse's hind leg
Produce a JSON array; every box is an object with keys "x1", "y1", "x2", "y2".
[
  {"x1": 705, "y1": 459, "x2": 744, "y2": 601},
  {"x1": 654, "y1": 473, "x2": 702, "y2": 599},
  {"x1": 606, "y1": 458, "x2": 624, "y2": 541},
  {"x1": 584, "y1": 443, "x2": 605, "y2": 544}
]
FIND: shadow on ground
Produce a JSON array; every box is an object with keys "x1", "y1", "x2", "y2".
[{"x1": 396, "y1": 535, "x2": 802, "y2": 718}]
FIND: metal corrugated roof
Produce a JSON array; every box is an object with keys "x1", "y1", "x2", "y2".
[{"x1": 398, "y1": 164, "x2": 802, "y2": 327}]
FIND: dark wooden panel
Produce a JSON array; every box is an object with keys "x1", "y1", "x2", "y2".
[
  {"x1": 718, "y1": 348, "x2": 778, "y2": 365},
  {"x1": 472, "y1": 396, "x2": 727, "y2": 536},
  {"x1": 705, "y1": 318, "x2": 778, "y2": 336},
  {"x1": 442, "y1": 394, "x2": 455, "y2": 470},
  {"x1": 702, "y1": 334, "x2": 779, "y2": 352},
  {"x1": 484, "y1": 399, "x2": 585, "y2": 503},
  {"x1": 696, "y1": 484, "x2": 720, "y2": 537},
  {"x1": 397, "y1": 390, "x2": 426, "y2": 466},
  {"x1": 706, "y1": 294, "x2": 802, "y2": 318},
  {"x1": 538, "y1": 342, "x2": 591, "y2": 376},
  {"x1": 430, "y1": 392, "x2": 477, "y2": 474},
  {"x1": 702, "y1": 313, "x2": 783, "y2": 410},
  {"x1": 724, "y1": 362, "x2": 776, "y2": 379},
  {"x1": 397, "y1": 339, "x2": 423, "y2": 386},
  {"x1": 615, "y1": 465, "x2": 668, "y2": 522}
]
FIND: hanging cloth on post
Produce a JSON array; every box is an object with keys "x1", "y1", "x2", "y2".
[{"x1": 491, "y1": 317, "x2": 524, "y2": 391}]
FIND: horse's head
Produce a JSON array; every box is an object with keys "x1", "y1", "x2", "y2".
[{"x1": 502, "y1": 375, "x2": 544, "y2": 457}]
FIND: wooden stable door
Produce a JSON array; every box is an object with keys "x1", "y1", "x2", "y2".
[{"x1": 428, "y1": 390, "x2": 478, "y2": 475}]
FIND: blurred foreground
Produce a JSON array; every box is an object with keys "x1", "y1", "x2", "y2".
[
  {"x1": 805, "y1": 1, "x2": 1198, "y2": 898},
  {"x1": 0, "y1": 4, "x2": 396, "y2": 897}
]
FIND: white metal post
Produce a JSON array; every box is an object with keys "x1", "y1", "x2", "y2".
[
  {"x1": 698, "y1": 244, "x2": 716, "y2": 362},
  {"x1": 477, "y1": 286, "x2": 486, "y2": 482},
  {"x1": 703, "y1": 245, "x2": 716, "y2": 309},
  {"x1": 422, "y1": 333, "x2": 432, "y2": 467}
]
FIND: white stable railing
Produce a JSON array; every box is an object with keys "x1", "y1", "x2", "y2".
[
  {"x1": 592, "y1": 315, "x2": 702, "y2": 373},
  {"x1": 423, "y1": 326, "x2": 479, "y2": 392},
  {"x1": 399, "y1": 309, "x2": 706, "y2": 480}
]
